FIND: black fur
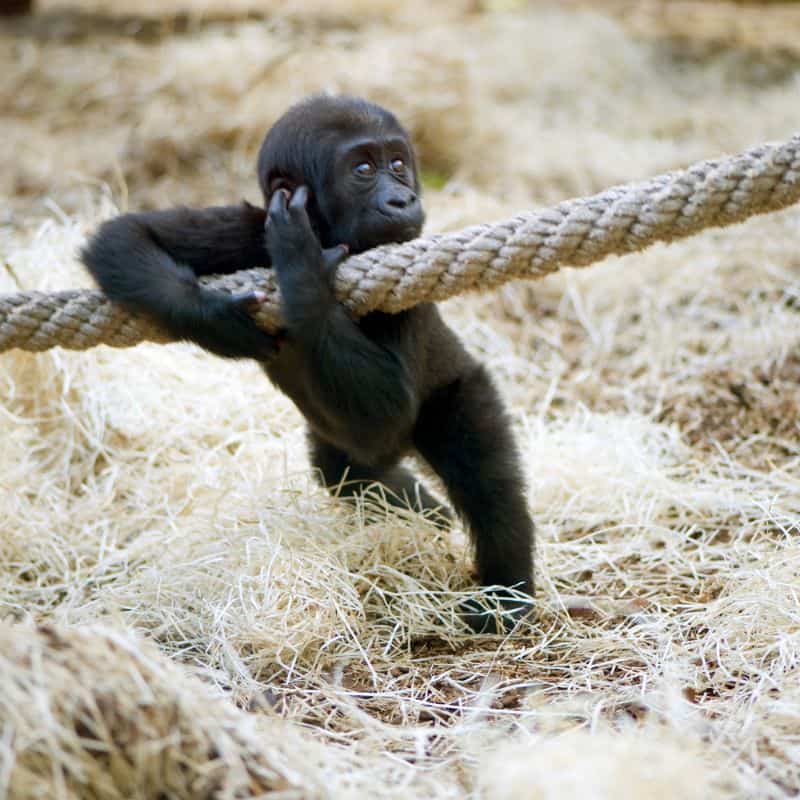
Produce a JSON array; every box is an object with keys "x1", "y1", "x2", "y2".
[{"x1": 82, "y1": 95, "x2": 535, "y2": 633}]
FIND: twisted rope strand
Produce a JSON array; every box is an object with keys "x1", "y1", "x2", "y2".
[{"x1": 1, "y1": 133, "x2": 798, "y2": 352}]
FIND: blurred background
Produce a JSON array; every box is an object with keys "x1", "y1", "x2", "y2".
[{"x1": 3, "y1": 0, "x2": 800, "y2": 228}]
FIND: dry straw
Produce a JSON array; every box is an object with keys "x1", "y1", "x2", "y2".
[
  {"x1": 0, "y1": 623, "x2": 310, "y2": 799},
  {"x1": 3, "y1": 5, "x2": 800, "y2": 799}
]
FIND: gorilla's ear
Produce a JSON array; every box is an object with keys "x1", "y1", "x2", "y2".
[{"x1": 268, "y1": 176, "x2": 296, "y2": 197}]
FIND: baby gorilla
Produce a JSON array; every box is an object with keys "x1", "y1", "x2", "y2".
[{"x1": 83, "y1": 95, "x2": 535, "y2": 633}]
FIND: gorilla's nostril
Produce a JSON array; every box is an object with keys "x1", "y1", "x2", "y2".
[{"x1": 387, "y1": 193, "x2": 416, "y2": 209}]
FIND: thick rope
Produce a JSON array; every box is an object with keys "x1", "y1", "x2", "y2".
[{"x1": 2, "y1": 133, "x2": 798, "y2": 352}]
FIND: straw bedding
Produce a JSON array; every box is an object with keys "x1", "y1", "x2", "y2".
[{"x1": 1, "y1": 2, "x2": 799, "y2": 797}]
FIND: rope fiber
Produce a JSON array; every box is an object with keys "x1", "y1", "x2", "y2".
[{"x1": 1, "y1": 133, "x2": 798, "y2": 353}]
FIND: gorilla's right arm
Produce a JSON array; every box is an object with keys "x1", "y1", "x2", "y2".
[{"x1": 82, "y1": 203, "x2": 279, "y2": 360}]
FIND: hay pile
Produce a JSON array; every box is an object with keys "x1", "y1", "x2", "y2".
[
  {"x1": 0, "y1": 624, "x2": 310, "y2": 798},
  {"x1": 2, "y1": 2, "x2": 800, "y2": 798}
]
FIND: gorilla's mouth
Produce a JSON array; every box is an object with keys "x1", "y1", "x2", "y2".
[{"x1": 364, "y1": 213, "x2": 422, "y2": 245}]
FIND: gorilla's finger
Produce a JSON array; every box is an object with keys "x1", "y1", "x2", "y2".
[
  {"x1": 289, "y1": 185, "x2": 309, "y2": 210},
  {"x1": 230, "y1": 290, "x2": 268, "y2": 311},
  {"x1": 268, "y1": 189, "x2": 289, "y2": 219}
]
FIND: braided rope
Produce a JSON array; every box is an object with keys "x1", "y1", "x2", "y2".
[{"x1": 2, "y1": 133, "x2": 798, "y2": 352}]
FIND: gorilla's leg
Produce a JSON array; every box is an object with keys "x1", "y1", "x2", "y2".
[
  {"x1": 308, "y1": 432, "x2": 451, "y2": 524},
  {"x1": 413, "y1": 365, "x2": 534, "y2": 633}
]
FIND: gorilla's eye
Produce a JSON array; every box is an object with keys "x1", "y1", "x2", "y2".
[
  {"x1": 390, "y1": 158, "x2": 406, "y2": 174},
  {"x1": 354, "y1": 162, "x2": 376, "y2": 177}
]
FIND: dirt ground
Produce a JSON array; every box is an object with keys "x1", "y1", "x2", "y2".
[{"x1": 1, "y1": 1, "x2": 800, "y2": 798}]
